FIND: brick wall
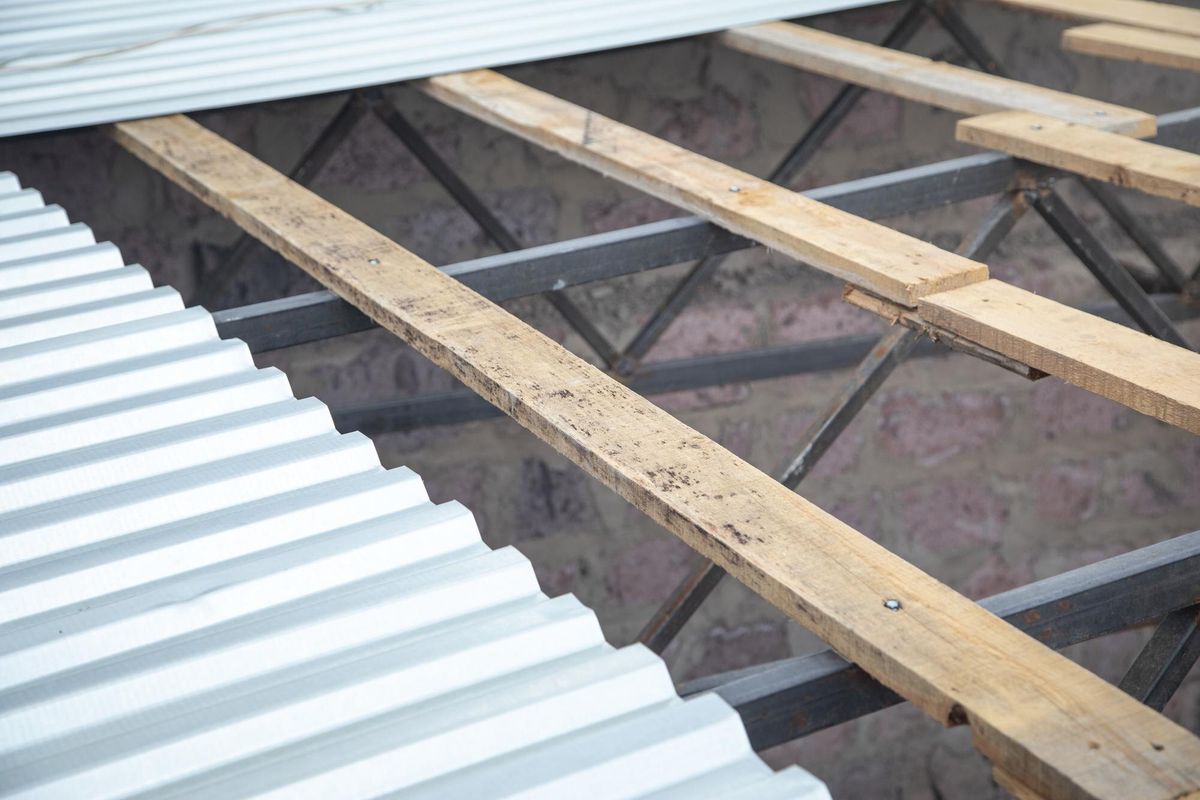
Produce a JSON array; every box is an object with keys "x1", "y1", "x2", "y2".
[{"x1": 4, "y1": 2, "x2": 1199, "y2": 795}]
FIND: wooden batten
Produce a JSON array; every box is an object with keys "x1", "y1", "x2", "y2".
[
  {"x1": 113, "y1": 113, "x2": 1200, "y2": 800},
  {"x1": 1064, "y1": 23, "x2": 1200, "y2": 73},
  {"x1": 957, "y1": 111, "x2": 1200, "y2": 207},
  {"x1": 719, "y1": 22, "x2": 1156, "y2": 136},
  {"x1": 920, "y1": 280, "x2": 1200, "y2": 434},
  {"x1": 420, "y1": 70, "x2": 988, "y2": 307},
  {"x1": 422, "y1": 69, "x2": 1200, "y2": 436}
]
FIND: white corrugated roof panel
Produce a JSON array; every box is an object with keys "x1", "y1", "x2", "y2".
[
  {"x1": 0, "y1": 169, "x2": 830, "y2": 798},
  {"x1": 0, "y1": 0, "x2": 887, "y2": 137}
]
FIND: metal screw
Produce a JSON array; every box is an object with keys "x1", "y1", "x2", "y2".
[
  {"x1": 1030, "y1": 124, "x2": 1042, "y2": 130},
  {"x1": 729, "y1": 185, "x2": 741, "y2": 193},
  {"x1": 883, "y1": 598, "x2": 902, "y2": 611},
  {"x1": 368, "y1": 258, "x2": 380, "y2": 265},
  {"x1": 1093, "y1": 110, "x2": 1107, "y2": 116}
]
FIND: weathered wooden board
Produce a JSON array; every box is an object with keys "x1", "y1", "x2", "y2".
[
  {"x1": 420, "y1": 70, "x2": 988, "y2": 306},
  {"x1": 987, "y1": 0, "x2": 1200, "y2": 37},
  {"x1": 113, "y1": 113, "x2": 1200, "y2": 800},
  {"x1": 422, "y1": 69, "x2": 1200, "y2": 434},
  {"x1": 958, "y1": 111, "x2": 1200, "y2": 206},
  {"x1": 719, "y1": 22, "x2": 1156, "y2": 136},
  {"x1": 1064, "y1": 23, "x2": 1200, "y2": 73},
  {"x1": 921, "y1": 279, "x2": 1200, "y2": 434}
]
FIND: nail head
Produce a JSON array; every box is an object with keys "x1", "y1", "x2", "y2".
[
  {"x1": 883, "y1": 598, "x2": 902, "y2": 611},
  {"x1": 729, "y1": 185, "x2": 741, "y2": 193},
  {"x1": 368, "y1": 258, "x2": 380, "y2": 265}
]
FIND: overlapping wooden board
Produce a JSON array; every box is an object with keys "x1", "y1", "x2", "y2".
[
  {"x1": 1064, "y1": 23, "x2": 1200, "y2": 73},
  {"x1": 421, "y1": 70, "x2": 987, "y2": 306},
  {"x1": 986, "y1": 0, "x2": 1200, "y2": 38},
  {"x1": 112, "y1": 111, "x2": 1200, "y2": 800},
  {"x1": 958, "y1": 111, "x2": 1200, "y2": 207},
  {"x1": 920, "y1": 280, "x2": 1200, "y2": 433},
  {"x1": 718, "y1": 22, "x2": 1157, "y2": 136},
  {"x1": 421, "y1": 69, "x2": 1200, "y2": 434}
]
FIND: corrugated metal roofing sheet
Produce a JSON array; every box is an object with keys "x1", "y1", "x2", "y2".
[
  {"x1": 0, "y1": 0, "x2": 885, "y2": 137},
  {"x1": 0, "y1": 170, "x2": 830, "y2": 798}
]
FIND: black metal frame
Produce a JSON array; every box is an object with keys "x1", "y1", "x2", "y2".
[
  {"x1": 195, "y1": 0, "x2": 1200, "y2": 754},
  {"x1": 682, "y1": 529, "x2": 1200, "y2": 749}
]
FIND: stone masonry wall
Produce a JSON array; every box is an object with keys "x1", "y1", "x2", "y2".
[{"x1": 4, "y1": 2, "x2": 1199, "y2": 796}]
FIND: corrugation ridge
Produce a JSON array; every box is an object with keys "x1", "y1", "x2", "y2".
[
  {"x1": 0, "y1": 1, "x2": 879, "y2": 136},
  {"x1": 0, "y1": 368, "x2": 293, "y2": 466},
  {"x1": 0, "y1": 397, "x2": 335, "y2": 512},
  {"x1": 0, "y1": 540, "x2": 536, "y2": 722},
  {"x1": 395, "y1": 692, "x2": 752, "y2": 799},
  {"x1": 0, "y1": 338, "x2": 250, "y2": 423},
  {"x1": 0, "y1": 467, "x2": 425, "y2": 603},
  {"x1": 0, "y1": 266, "x2": 150, "y2": 320},
  {"x1": 132, "y1": 645, "x2": 672, "y2": 800},
  {"x1": 1, "y1": 592, "x2": 596, "y2": 781},
  {"x1": 0, "y1": 551, "x2": 565, "y2": 796},
  {"x1": 0, "y1": 432, "x2": 382, "y2": 568},
  {"x1": 0, "y1": 242, "x2": 123, "y2": 291},
  {"x1": 0, "y1": 285, "x2": 182, "y2": 347},
  {"x1": 0, "y1": 170, "x2": 822, "y2": 799},
  {"x1": 0, "y1": 494, "x2": 470, "y2": 662},
  {"x1": 0, "y1": 189, "x2": 45, "y2": 215},
  {"x1": 0, "y1": 223, "x2": 95, "y2": 262},
  {"x1": 0, "y1": 306, "x2": 216, "y2": 386},
  {"x1": 0, "y1": 205, "x2": 68, "y2": 238}
]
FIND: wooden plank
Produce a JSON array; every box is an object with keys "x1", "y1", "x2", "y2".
[
  {"x1": 112, "y1": 113, "x2": 1200, "y2": 800},
  {"x1": 987, "y1": 0, "x2": 1200, "y2": 38},
  {"x1": 1064, "y1": 23, "x2": 1200, "y2": 73},
  {"x1": 420, "y1": 69, "x2": 1200, "y2": 432},
  {"x1": 997, "y1": 768, "x2": 1050, "y2": 800},
  {"x1": 958, "y1": 111, "x2": 1200, "y2": 206},
  {"x1": 920, "y1": 279, "x2": 1200, "y2": 434},
  {"x1": 420, "y1": 70, "x2": 987, "y2": 307},
  {"x1": 718, "y1": 22, "x2": 1156, "y2": 136}
]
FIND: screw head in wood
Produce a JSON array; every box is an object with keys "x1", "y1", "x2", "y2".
[
  {"x1": 729, "y1": 185, "x2": 741, "y2": 193},
  {"x1": 368, "y1": 258, "x2": 380, "y2": 264},
  {"x1": 1030, "y1": 123, "x2": 1042, "y2": 130},
  {"x1": 883, "y1": 598, "x2": 902, "y2": 611}
]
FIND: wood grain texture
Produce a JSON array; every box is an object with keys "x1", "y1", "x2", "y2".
[
  {"x1": 1064, "y1": 23, "x2": 1200, "y2": 72},
  {"x1": 420, "y1": 70, "x2": 987, "y2": 306},
  {"x1": 719, "y1": 22, "x2": 1156, "y2": 136},
  {"x1": 958, "y1": 111, "x2": 1200, "y2": 206},
  {"x1": 112, "y1": 114, "x2": 1200, "y2": 800},
  {"x1": 920, "y1": 280, "x2": 1200, "y2": 434},
  {"x1": 987, "y1": 0, "x2": 1200, "y2": 37},
  {"x1": 996, "y1": 768, "x2": 1050, "y2": 800}
]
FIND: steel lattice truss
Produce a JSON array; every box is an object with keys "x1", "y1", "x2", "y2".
[{"x1": 200, "y1": 0, "x2": 1200, "y2": 774}]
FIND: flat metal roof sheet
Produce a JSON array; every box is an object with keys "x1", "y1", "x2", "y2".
[
  {"x1": 0, "y1": 169, "x2": 830, "y2": 798},
  {"x1": 0, "y1": 0, "x2": 886, "y2": 137}
]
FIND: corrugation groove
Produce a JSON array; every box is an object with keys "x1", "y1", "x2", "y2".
[{"x1": 0, "y1": 170, "x2": 828, "y2": 797}]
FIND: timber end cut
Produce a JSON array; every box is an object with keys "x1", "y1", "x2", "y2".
[{"x1": 919, "y1": 279, "x2": 1200, "y2": 435}]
